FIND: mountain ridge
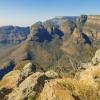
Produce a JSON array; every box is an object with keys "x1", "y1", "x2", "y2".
[{"x1": 0, "y1": 14, "x2": 100, "y2": 79}]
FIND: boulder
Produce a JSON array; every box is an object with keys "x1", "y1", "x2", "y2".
[
  {"x1": 0, "y1": 70, "x2": 20, "y2": 100},
  {"x1": 0, "y1": 70, "x2": 20, "y2": 89},
  {"x1": 38, "y1": 79, "x2": 75, "y2": 100},
  {"x1": 92, "y1": 49, "x2": 100, "y2": 65},
  {"x1": 8, "y1": 72, "x2": 47, "y2": 100},
  {"x1": 79, "y1": 63, "x2": 100, "y2": 88},
  {"x1": 22, "y1": 62, "x2": 36, "y2": 76},
  {"x1": 45, "y1": 70, "x2": 59, "y2": 79},
  {"x1": 17, "y1": 63, "x2": 36, "y2": 86},
  {"x1": 16, "y1": 62, "x2": 36, "y2": 86}
]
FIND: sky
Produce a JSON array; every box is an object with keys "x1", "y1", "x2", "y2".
[{"x1": 0, "y1": 0, "x2": 100, "y2": 26}]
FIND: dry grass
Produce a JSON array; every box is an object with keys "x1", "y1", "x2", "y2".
[
  {"x1": 14, "y1": 60, "x2": 30, "y2": 70},
  {"x1": 0, "y1": 70, "x2": 20, "y2": 89},
  {"x1": 60, "y1": 65, "x2": 100, "y2": 100},
  {"x1": 61, "y1": 78, "x2": 100, "y2": 100}
]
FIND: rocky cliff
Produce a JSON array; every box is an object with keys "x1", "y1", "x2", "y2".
[
  {"x1": 28, "y1": 17, "x2": 76, "y2": 42},
  {"x1": 61, "y1": 15, "x2": 100, "y2": 55},
  {"x1": 82, "y1": 15, "x2": 100, "y2": 40},
  {"x1": 0, "y1": 15, "x2": 100, "y2": 80}
]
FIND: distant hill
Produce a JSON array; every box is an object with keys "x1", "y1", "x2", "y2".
[
  {"x1": 0, "y1": 26, "x2": 30, "y2": 44},
  {"x1": 46, "y1": 16, "x2": 77, "y2": 25}
]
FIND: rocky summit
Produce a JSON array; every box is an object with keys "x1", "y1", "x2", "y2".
[{"x1": 0, "y1": 49, "x2": 100, "y2": 100}]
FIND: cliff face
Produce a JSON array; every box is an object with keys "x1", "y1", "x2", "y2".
[
  {"x1": 87, "y1": 15, "x2": 100, "y2": 25},
  {"x1": 61, "y1": 15, "x2": 100, "y2": 55},
  {"x1": 81, "y1": 15, "x2": 100, "y2": 39},
  {"x1": 0, "y1": 15, "x2": 100, "y2": 79},
  {"x1": 0, "y1": 15, "x2": 100, "y2": 45},
  {"x1": 29, "y1": 17, "x2": 76, "y2": 42},
  {"x1": 29, "y1": 15, "x2": 100, "y2": 45}
]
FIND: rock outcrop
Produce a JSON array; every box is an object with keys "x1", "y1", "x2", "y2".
[
  {"x1": 59, "y1": 20, "x2": 76, "y2": 39},
  {"x1": 29, "y1": 22, "x2": 52, "y2": 42},
  {"x1": 38, "y1": 79, "x2": 75, "y2": 100},
  {"x1": 16, "y1": 62, "x2": 36, "y2": 86},
  {"x1": 82, "y1": 15, "x2": 100, "y2": 40},
  {"x1": 0, "y1": 49, "x2": 100, "y2": 100},
  {"x1": 92, "y1": 49, "x2": 100, "y2": 65},
  {"x1": 0, "y1": 70, "x2": 20, "y2": 89},
  {"x1": 8, "y1": 72, "x2": 47, "y2": 100},
  {"x1": 29, "y1": 17, "x2": 76, "y2": 42},
  {"x1": 86, "y1": 15, "x2": 100, "y2": 26},
  {"x1": 45, "y1": 70, "x2": 59, "y2": 79}
]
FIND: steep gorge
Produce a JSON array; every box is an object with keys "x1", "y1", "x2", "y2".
[{"x1": 0, "y1": 15, "x2": 100, "y2": 79}]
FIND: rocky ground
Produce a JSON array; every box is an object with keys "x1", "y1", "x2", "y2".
[{"x1": 0, "y1": 49, "x2": 100, "y2": 100}]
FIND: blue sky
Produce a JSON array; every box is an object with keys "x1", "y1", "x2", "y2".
[{"x1": 0, "y1": 0, "x2": 99, "y2": 26}]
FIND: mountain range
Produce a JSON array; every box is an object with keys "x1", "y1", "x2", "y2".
[
  {"x1": 0, "y1": 15, "x2": 100, "y2": 77},
  {"x1": 0, "y1": 15, "x2": 100, "y2": 100}
]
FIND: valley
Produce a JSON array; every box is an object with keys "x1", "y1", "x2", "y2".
[{"x1": 0, "y1": 15, "x2": 100, "y2": 100}]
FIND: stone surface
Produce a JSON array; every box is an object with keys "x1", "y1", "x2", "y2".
[
  {"x1": 92, "y1": 49, "x2": 100, "y2": 65},
  {"x1": 38, "y1": 79, "x2": 75, "y2": 100},
  {"x1": 8, "y1": 72, "x2": 47, "y2": 100},
  {"x1": 0, "y1": 70, "x2": 20, "y2": 89},
  {"x1": 45, "y1": 70, "x2": 59, "y2": 79},
  {"x1": 16, "y1": 62, "x2": 36, "y2": 86},
  {"x1": 79, "y1": 63, "x2": 100, "y2": 88}
]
